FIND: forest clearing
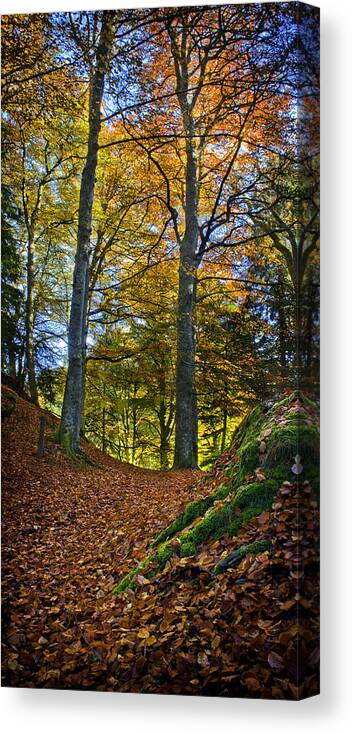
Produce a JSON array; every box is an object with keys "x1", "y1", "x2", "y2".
[{"x1": 1, "y1": 3, "x2": 319, "y2": 699}]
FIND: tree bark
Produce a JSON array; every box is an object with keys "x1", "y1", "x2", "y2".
[
  {"x1": 131, "y1": 382, "x2": 137, "y2": 465},
  {"x1": 157, "y1": 363, "x2": 174, "y2": 470},
  {"x1": 60, "y1": 11, "x2": 115, "y2": 453},
  {"x1": 170, "y1": 19, "x2": 200, "y2": 469},
  {"x1": 25, "y1": 232, "x2": 39, "y2": 403},
  {"x1": 22, "y1": 168, "x2": 40, "y2": 404},
  {"x1": 173, "y1": 164, "x2": 199, "y2": 468},
  {"x1": 274, "y1": 280, "x2": 287, "y2": 379},
  {"x1": 102, "y1": 381, "x2": 106, "y2": 452}
]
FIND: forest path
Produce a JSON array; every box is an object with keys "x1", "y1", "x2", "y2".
[{"x1": 1, "y1": 388, "x2": 201, "y2": 687}]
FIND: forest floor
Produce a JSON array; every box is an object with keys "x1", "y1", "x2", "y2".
[
  {"x1": 2, "y1": 385, "x2": 319, "y2": 699},
  {"x1": 1, "y1": 386, "x2": 202, "y2": 689}
]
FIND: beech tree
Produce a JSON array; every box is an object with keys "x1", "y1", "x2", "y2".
[
  {"x1": 1, "y1": 13, "x2": 83, "y2": 400},
  {"x1": 112, "y1": 5, "x2": 288, "y2": 467},
  {"x1": 60, "y1": 10, "x2": 116, "y2": 453}
]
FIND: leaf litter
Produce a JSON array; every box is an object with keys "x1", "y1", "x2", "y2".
[{"x1": 1, "y1": 387, "x2": 319, "y2": 698}]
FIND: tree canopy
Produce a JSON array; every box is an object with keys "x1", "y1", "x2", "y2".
[{"x1": 1, "y1": 3, "x2": 319, "y2": 470}]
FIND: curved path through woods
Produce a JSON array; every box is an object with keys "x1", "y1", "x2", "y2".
[{"x1": 1, "y1": 390, "x2": 201, "y2": 688}]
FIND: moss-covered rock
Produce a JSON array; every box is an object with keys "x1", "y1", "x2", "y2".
[
  {"x1": 113, "y1": 392, "x2": 319, "y2": 594},
  {"x1": 151, "y1": 483, "x2": 230, "y2": 547},
  {"x1": 265, "y1": 421, "x2": 319, "y2": 467},
  {"x1": 233, "y1": 479, "x2": 277, "y2": 509}
]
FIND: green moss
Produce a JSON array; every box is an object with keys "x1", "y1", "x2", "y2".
[
  {"x1": 60, "y1": 429, "x2": 75, "y2": 456},
  {"x1": 238, "y1": 539, "x2": 270, "y2": 557},
  {"x1": 113, "y1": 393, "x2": 319, "y2": 596},
  {"x1": 266, "y1": 421, "x2": 319, "y2": 468},
  {"x1": 269, "y1": 464, "x2": 292, "y2": 483},
  {"x1": 155, "y1": 543, "x2": 173, "y2": 566},
  {"x1": 231, "y1": 406, "x2": 264, "y2": 450},
  {"x1": 152, "y1": 498, "x2": 208, "y2": 546},
  {"x1": 152, "y1": 483, "x2": 230, "y2": 547},
  {"x1": 301, "y1": 394, "x2": 319, "y2": 411},
  {"x1": 233, "y1": 479, "x2": 277, "y2": 510},
  {"x1": 178, "y1": 501, "x2": 234, "y2": 549},
  {"x1": 269, "y1": 393, "x2": 295, "y2": 411},
  {"x1": 231, "y1": 405, "x2": 270, "y2": 477},
  {"x1": 180, "y1": 540, "x2": 197, "y2": 557},
  {"x1": 238, "y1": 438, "x2": 259, "y2": 474},
  {"x1": 153, "y1": 479, "x2": 276, "y2": 565},
  {"x1": 303, "y1": 464, "x2": 320, "y2": 496},
  {"x1": 59, "y1": 429, "x2": 95, "y2": 465},
  {"x1": 224, "y1": 463, "x2": 238, "y2": 479},
  {"x1": 113, "y1": 555, "x2": 153, "y2": 594},
  {"x1": 113, "y1": 542, "x2": 175, "y2": 594},
  {"x1": 229, "y1": 506, "x2": 264, "y2": 537}
]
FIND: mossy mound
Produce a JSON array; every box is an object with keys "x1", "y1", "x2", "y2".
[{"x1": 113, "y1": 391, "x2": 319, "y2": 594}]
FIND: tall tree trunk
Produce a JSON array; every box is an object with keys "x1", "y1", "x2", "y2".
[
  {"x1": 173, "y1": 113, "x2": 199, "y2": 468},
  {"x1": 8, "y1": 342, "x2": 17, "y2": 379},
  {"x1": 158, "y1": 364, "x2": 173, "y2": 470},
  {"x1": 168, "y1": 17, "x2": 202, "y2": 469},
  {"x1": 76, "y1": 262, "x2": 90, "y2": 444},
  {"x1": 274, "y1": 281, "x2": 287, "y2": 380},
  {"x1": 22, "y1": 171, "x2": 40, "y2": 404},
  {"x1": 101, "y1": 407, "x2": 106, "y2": 453},
  {"x1": 60, "y1": 11, "x2": 115, "y2": 453},
  {"x1": 160, "y1": 429, "x2": 169, "y2": 471},
  {"x1": 25, "y1": 234, "x2": 38, "y2": 403},
  {"x1": 131, "y1": 382, "x2": 137, "y2": 465},
  {"x1": 102, "y1": 382, "x2": 106, "y2": 452},
  {"x1": 303, "y1": 277, "x2": 316, "y2": 375}
]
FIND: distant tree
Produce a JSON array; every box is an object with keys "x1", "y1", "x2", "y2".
[{"x1": 1, "y1": 185, "x2": 23, "y2": 378}]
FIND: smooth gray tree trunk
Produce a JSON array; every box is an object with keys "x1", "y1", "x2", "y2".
[
  {"x1": 173, "y1": 133, "x2": 199, "y2": 468},
  {"x1": 168, "y1": 21, "x2": 201, "y2": 469},
  {"x1": 60, "y1": 11, "x2": 115, "y2": 453}
]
